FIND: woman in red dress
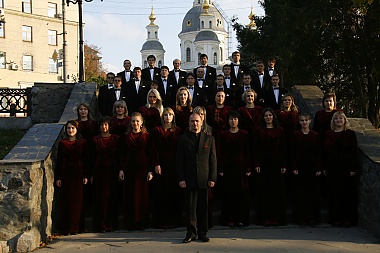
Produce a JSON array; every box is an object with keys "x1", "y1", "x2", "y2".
[
  {"x1": 276, "y1": 94, "x2": 300, "y2": 199},
  {"x1": 220, "y1": 110, "x2": 251, "y2": 227},
  {"x1": 91, "y1": 117, "x2": 120, "y2": 232},
  {"x1": 238, "y1": 89, "x2": 263, "y2": 134},
  {"x1": 324, "y1": 111, "x2": 358, "y2": 227},
  {"x1": 139, "y1": 89, "x2": 163, "y2": 132},
  {"x1": 110, "y1": 100, "x2": 130, "y2": 137},
  {"x1": 150, "y1": 107, "x2": 182, "y2": 228},
  {"x1": 292, "y1": 113, "x2": 321, "y2": 226},
  {"x1": 206, "y1": 90, "x2": 232, "y2": 140},
  {"x1": 76, "y1": 103, "x2": 98, "y2": 142},
  {"x1": 56, "y1": 120, "x2": 88, "y2": 235},
  {"x1": 119, "y1": 112, "x2": 153, "y2": 230},
  {"x1": 313, "y1": 92, "x2": 340, "y2": 199},
  {"x1": 253, "y1": 108, "x2": 287, "y2": 226},
  {"x1": 172, "y1": 87, "x2": 193, "y2": 132}
]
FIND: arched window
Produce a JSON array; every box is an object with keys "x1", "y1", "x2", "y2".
[
  {"x1": 220, "y1": 47, "x2": 223, "y2": 61},
  {"x1": 198, "y1": 0, "x2": 201, "y2": 4},
  {"x1": 144, "y1": 60, "x2": 147, "y2": 68},
  {"x1": 209, "y1": 21, "x2": 212, "y2": 28},
  {"x1": 201, "y1": 21, "x2": 204, "y2": 29},
  {"x1": 155, "y1": 31, "x2": 157, "y2": 38},
  {"x1": 186, "y1": 48, "x2": 191, "y2": 62},
  {"x1": 198, "y1": 53, "x2": 201, "y2": 65},
  {"x1": 148, "y1": 31, "x2": 150, "y2": 38},
  {"x1": 213, "y1": 52, "x2": 217, "y2": 65},
  {"x1": 158, "y1": 60, "x2": 162, "y2": 68}
]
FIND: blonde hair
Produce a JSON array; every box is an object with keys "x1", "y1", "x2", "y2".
[
  {"x1": 146, "y1": 88, "x2": 164, "y2": 116},
  {"x1": 280, "y1": 94, "x2": 298, "y2": 113},
  {"x1": 242, "y1": 88, "x2": 257, "y2": 104},
  {"x1": 128, "y1": 112, "x2": 147, "y2": 133},
  {"x1": 175, "y1": 87, "x2": 193, "y2": 112},
  {"x1": 112, "y1": 100, "x2": 128, "y2": 117},
  {"x1": 331, "y1": 111, "x2": 349, "y2": 130},
  {"x1": 161, "y1": 107, "x2": 177, "y2": 130}
]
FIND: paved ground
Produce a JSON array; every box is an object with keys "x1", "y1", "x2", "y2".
[{"x1": 37, "y1": 225, "x2": 380, "y2": 253}]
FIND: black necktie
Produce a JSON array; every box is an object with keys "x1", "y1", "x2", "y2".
[
  {"x1": 258, "y1": 73, "x2": 264, "y2": 75},
  {"x1": 163, "y1": 79, "x2": 167, "y2": 82},
  {"x1": 225, "y1": 77, "x2": 230, "y2": 79},
  {"x1": 174, "y1": 70, "x2": 180, "y2": 72},
  {"x1": 115, "y1": 88, "x2": 121, "y2": 91},
  {"x1": 198, "y1": 79, "x2": 203, "y2": 81},
  {"x1": 217, "y1": 87, "x2": 223, "y2": 90},
  {"x1": 273, "y1": 87, "x2": 279, "y2": 90},
  {"x1": 188, "y1": 86, "x2": 193, "y2": 90}
]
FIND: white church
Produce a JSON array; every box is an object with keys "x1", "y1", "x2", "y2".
[{"x1": 140, "y1": 0, "x2": 231, "y2": 72}]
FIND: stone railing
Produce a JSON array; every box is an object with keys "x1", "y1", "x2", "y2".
[
  {"x1": 292, "y1": 85, "x2": 380, "y2": 238},
  {"x1": 0, "y1": 82, "x2": 97, "y2": 252}
]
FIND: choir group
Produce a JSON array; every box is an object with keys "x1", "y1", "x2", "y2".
[{"x1": 55, "y1": 53, "x2": 359, "y2": 236}]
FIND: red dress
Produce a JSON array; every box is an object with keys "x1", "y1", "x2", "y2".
[
  {"x1": 220, "y1": 129, "x2": 251, "y2": 225},
  {"x1": 91, "y1": 134, "x2": 120, "y2": 231},
  {"x1": 56, "y1": 139, "x2": 88, "y2": 234},
  {"x1": 291, "y1": 130, "x2": 321, "y2": 225},
  {"x1": 238, "y1": 106, "x2": 263, "y2": 134},
  {"x1": 253, "y1": 127, "x2": 287, "y2": 225},
  {"x1": 120, "y1": 131, "x2": 150, "y2": 229},
  {"x1": 78, "y1": 120, "x2": 98, "y2": 142},
  {"x1": 150, "y1": 126, "x2": 182, "y2": 227},
  {"x1": 313, "y1": 109, "x2": 340, "y2": 139},
  {"x1": 110, "y1": 116, "x2": 130, "y2": 137},
  {"x1": 172, "y1": 106, "x2": 192, "y2": 133},
  {"x1": 324, "y1": 129, "x2": 358, "y2": 225},
  {"x1": 139, "y1": 106, "x2": 161, "y2": 132}
]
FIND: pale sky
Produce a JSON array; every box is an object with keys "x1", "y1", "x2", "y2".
[{"x1": 82, "y1": 0, "x2": 265, "y2": 74}]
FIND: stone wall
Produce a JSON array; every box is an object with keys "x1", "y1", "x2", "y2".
[
  {"x1": 31, "y1": 83, "x2": 74, "y2": 124},
  {"x1": 0, "y1": 82, "x2": 96, "y2": 252}
]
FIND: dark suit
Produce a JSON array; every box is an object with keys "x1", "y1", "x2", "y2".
[
  {"x1": 188, "y1": 85, "x2": 208, "y2": 107},
  {"x1": 230, "y1": 63, "x2": 249, "y2": 88},
  {"x1": 195, "y1": 78, "x2": 213, "y2": 105},
  {"x1": 98, "y1": 86, "x2": 128, "y2": 117},
  {"x1": 142, "y1": 67, "x2": 161, "y2": 82},
  {"x1": 157, "y1": 78, "x2": 178, "y2": 108},
  {"x1": 98, "y1": 84, "x2": 113, "y2": 117},
  {"x1": 125, "y1": 78, "x2": 149, "y2": 113},
  {"x1": 176, "y1": 131, "x2": 217, "y2": 236},
  {"x1": 265, "y1": 67, "x2": 283, "y2": 86},
  {"x1": 194, "y1": 65, "x2": 217, "y2": 84},
  {"x1": 263, "y1": 87, "x2": 288, "y2": 110},
  {"x1": 117, "y1": 70, "x2": 133, "y2": 87},
  {"x1": 251, "y1": 72, "x2": 270, "y2": 106},
  {"x1": 168, "y1": 69, "x2": 187, "y2": 87}
]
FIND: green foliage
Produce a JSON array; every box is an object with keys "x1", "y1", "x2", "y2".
[{"x1": 233, "y1": 0, "x2": 380, "y2": 126}]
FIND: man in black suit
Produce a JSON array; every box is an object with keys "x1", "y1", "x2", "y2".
[
  {"x1": 230, "y1": 51, "x2": 249, "y2": 88},
  {"x1": 263, "y1": 74, "x2": 288, "y2": 110},
  {"x1": 234, "y1": 73, "x2": 253, "y2": 109},
  {"x1": 126, "y1": 67, "x2": 149, "y2": 113},
  {"x1": 117, "y1": 59, "x2": 133, "y2": 87},
  {"x1": 99, "y1": 75, "x2": 128, "y2": 117},
  {"x1": 168, "y1": 59, "x2": 187, "y2": 87},
  {"x1": 176, "y1": 113, "x2": 217, "y2": 243},
  {"x1": 222, "y1": 65, "x2": 238, "y2": 106},
  {"x1": 186, "y1": 73, "x2": 207, "y2": 107},
  {"x1": 195, "y1": 67, "x2": 213, "y2": 104},
  {"x1": 142, "y1": 55, "x2": 161, "y2": 82},
  {"x1": 251, "y1": 60, "x2": 270, "y2": 106},
  {"x1": 193, "y1": 54, "x2": 217, "y2": 84},
  {"x1": 265, "y1": 57, "x2": 283, "y2": 86},
  {"x1": 98, "y1": 72, "x2": 115, "y2": 117},
  {"x1": 157, "y1": 65, "x2": 178, "y2": 108}
]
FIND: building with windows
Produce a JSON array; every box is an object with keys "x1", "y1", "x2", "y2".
[
  {"x1": 140, "y1": 7, "x2": 165, "y2": 68},
  {"x1": 0, "y1": 0, "x2": 79, "y2": 88},
  {"x1": 178, "y1": 0, "x2": 228, "y2": 71}
]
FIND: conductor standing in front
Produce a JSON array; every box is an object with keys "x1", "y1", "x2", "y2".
[{"x1": 176, "y1": 113, "x2": 217, "y2": 243}]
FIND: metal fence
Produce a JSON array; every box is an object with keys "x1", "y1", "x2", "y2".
[{"x1": 0, "y1": 88, "x2": 32, "y2": 116}]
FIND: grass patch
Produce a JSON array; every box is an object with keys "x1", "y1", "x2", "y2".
[{"x1": 0, "y1": 129, "x2": 26, "y2": 159}]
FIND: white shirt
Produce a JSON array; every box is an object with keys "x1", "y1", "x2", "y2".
[
  {"x1": 174, "y1": 70, "x2": 180, "y2": 83},
  {"x1": 273, "y1": 87, "x2": 280, "y2": 104},
  {"x1": 135, "y1": 79, "x2": 140, "y2": 93},
  {"x1": 258, "y1": 73, "x2": 264, "y2": 88},
  {"x1": 188, "y1": 86, "x2": 194, "y2": 99},
  {"x1": 224, "y1": 76, "x2": 231, "y2": 89},
  {"x1": 125, "y1": 71, "x2": 131, "y2": 82},
  {"x1": 234, "y1": 65, "x2": 239, "y2": 78},
  {"x1": 162, "y1": 78, "x2": 167, "y2": 94},
  {"x1": 197, "y1": 78, "x2": 204, "y2": 88},
  {"x1": 115, "y1": 89, "x2": 121, "y2": 100},
  {"x1": 149, "y1": 68, "x2": 154, "y2": 80}
]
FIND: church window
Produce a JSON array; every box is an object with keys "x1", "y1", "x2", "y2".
[
  {"x1": 148, "y1": 31, "x2": 150, "y2": 38},
  {"x1": 201, "y1": 21, "x2": 204, "y2": 29},
  {"x1": 209, "y1": 21, "x2": 212, "y2": 28},
  {"x1": 220, "y1": 47, "x2": 223, "y2": 61},
  {"x1": 187, "y1": 20, "x2": 191, "y2": 26},
  {"x1": 213, "y1": 52, "x2": 217, "y2": 65},
  {"x1": 186, "y1": 48, "x2": 191, "y2": 62},
  {"x1": 217, "y1": 19, "x2": 219, "y2": 27},
  {"x1": 198, "y1": 53, "x2": 201, "y2": 65},
  {"x1": 198, "y1": 0, "x2": 201, "y2": 4},
  {"x1": 155, "y1": 31, "x2": 157, "y2": 38},
  {"x1": 158, "y1": 60, "x2": 162, "y2": 68},
  {"x1": 144, "y1": 60, "x2": 147, "y2": 68}
]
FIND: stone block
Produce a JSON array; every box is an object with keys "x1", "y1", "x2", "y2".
[{"x1": 15, "y1": 230, "x2": 39, "y2": 252}]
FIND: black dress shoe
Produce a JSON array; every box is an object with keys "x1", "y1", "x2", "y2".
[
  {"x1": 183, "y1": 233, "x2": 196, "y2": 243},
  {"x1": 198, "y1": 233, "x2": 210, "y2": 242}
]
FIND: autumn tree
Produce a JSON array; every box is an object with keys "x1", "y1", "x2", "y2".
[{"x1": 84, "y1": 43, "x2": 107, "y2": 85}]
